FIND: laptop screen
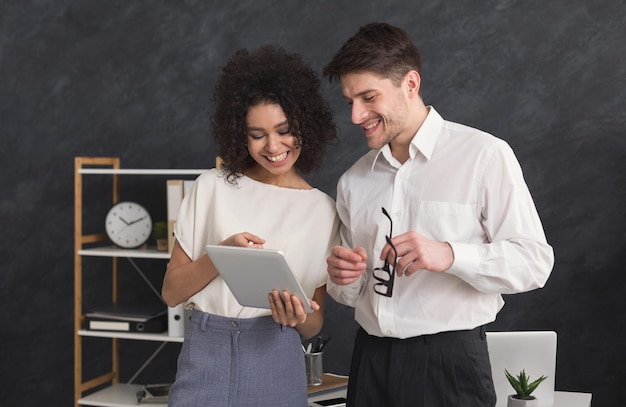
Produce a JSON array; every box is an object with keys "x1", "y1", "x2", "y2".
[{"x1": 486, "y1": 331, "x2": 557, "y2": 407}]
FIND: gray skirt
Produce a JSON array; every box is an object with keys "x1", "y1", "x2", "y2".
[{"x1": 168, "y1": 309, "x2": 308, "y2": 407}]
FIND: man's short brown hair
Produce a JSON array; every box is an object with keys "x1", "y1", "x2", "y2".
[{"x1": 323, "y1": 22, "x2": 422, "y2": 86}]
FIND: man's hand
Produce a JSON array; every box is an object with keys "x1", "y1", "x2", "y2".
[
  {"x1": 381, "y1": 231, "x2": 454, "y2": 276},
  {"x1": 326, "y1": 245, "x2": 368, "y2": 285}
]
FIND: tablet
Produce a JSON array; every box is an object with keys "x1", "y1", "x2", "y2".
[{"x1": 205, "y1": 244, "x2": 314, "y2": 313}]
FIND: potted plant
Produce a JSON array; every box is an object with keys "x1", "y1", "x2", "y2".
[
  {"x1": 504, "y1": 369, "x2": 548, "y2": 407},
  {"x1": 152, "y1": 221, "x2": 168, "y2": 251}
]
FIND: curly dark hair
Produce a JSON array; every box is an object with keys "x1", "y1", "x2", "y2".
[{"x1": 212, "y1": 45, "x2": 338, "y2": 184}]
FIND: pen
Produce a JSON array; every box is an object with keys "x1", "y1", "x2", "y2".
[
  {"x1": 318, "y1": 337, "x2": 331, "y2": 352},
  {"x1": 313, "y1": 335, "x2": 322, "y2": 352},
  {"x1": 303, "y1": 336, "x2": 331, "y2": 353}
]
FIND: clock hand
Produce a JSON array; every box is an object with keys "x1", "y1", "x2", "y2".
[
  {"x1": 119, "y1": 217, "x2": 130, "y2": 225},
  {"x1": 112, "y1": 217, "x2": 146, "y2": 237},
  {"x1": 128, "y1": 216, "x2": 146, "y2": 226}
]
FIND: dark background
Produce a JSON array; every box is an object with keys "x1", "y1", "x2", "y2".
[{"x1": 1, "y1": 0, "x2": 624, "y2": 405}]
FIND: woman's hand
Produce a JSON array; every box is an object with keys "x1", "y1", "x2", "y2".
[
  {"x1": 268, "y1": 289, "x2": 319, "y2": 328},
  {"x1": 220, "y1": 232, "x2": 265, "y2": 248}
]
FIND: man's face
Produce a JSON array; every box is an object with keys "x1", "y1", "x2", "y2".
[{"x1": 340, "y1": 71, "x2": 410, "y2": 150}]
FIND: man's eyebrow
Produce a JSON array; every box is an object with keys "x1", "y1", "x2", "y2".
[{"x1": 343, "y1": 89, "x2": 377, "y2": 100}]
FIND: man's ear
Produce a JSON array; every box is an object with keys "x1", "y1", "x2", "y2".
[{"x1": 404, "y1": 70, "x2": 421, "y2": 98}]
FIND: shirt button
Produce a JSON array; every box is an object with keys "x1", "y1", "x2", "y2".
[{"x1": 385, "y1": 330, "x2": 393, "y2": 336}]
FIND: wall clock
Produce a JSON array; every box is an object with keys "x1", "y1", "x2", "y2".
[{"x1": 105, "y1": 201, "x2": 153, "y2": 249}]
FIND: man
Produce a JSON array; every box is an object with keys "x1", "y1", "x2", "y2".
[{"x1": 324, "y1": 22, "x2": 554, "y2": 407}]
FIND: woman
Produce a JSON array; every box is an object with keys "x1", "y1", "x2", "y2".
[{"x1": 162, "y1": 45, "x2": 339, "y2": 407}]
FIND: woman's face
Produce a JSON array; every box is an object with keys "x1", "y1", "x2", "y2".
[{"x1": 245, "y1": 102, "x2": 301, "y2": 180}]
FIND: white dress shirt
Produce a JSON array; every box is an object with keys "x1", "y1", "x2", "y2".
[
  {"x1": 326, "y1": 107, "x2": 554, "y2": 339},
  {"x1": 175, "y1": 169, "x2": 340, "y2": 318}
]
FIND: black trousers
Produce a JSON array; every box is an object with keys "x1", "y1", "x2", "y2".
[{"x1": 347, "y1": 326, "x2": 496, "y2": 407}]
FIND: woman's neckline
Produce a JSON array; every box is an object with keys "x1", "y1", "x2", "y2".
[{"x1": 242, "y1": 169, "x2": 313, "y2": 191}]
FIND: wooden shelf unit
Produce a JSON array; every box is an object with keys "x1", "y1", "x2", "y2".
[{"x1": 74, "y1": 157, "x2": 205, "y2": 407}]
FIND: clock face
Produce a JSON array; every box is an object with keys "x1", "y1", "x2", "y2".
[{"x1": 105, "y1": 201, "x2": 153, "y2": 249}]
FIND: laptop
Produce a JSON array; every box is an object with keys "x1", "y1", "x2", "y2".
[{"x1": 486, "y1": 331, "x2": 557, "y2": 407}]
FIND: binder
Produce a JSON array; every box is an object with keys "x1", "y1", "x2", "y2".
[
  {"x1": 167, "y1": 304, "x2": 191, "y2": 337},
  {"x1": 87, "y1": 317, "x2": 166, "y2": 333},
  {"x1": 166, "y1": 180, "x2": 184, "y2": 254},
  {"x1": 137, "y1": 383, "x2": 171, "y2": 404},
  {"x1": 167, "y1": 161, "x2": 218, "y2": 254},
  {"x1": 85, "y1": 304, "x2": 168, "y2": 333},
  {"x1": 166, "y1": 179, "x2": 195, "y2": 253}
]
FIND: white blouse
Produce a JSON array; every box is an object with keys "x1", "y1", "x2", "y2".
[{"x1": 175, "y1": 169, "x2": 340, "y2": 318}]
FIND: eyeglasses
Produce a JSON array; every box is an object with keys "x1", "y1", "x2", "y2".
[{"x1": 373, "y1": 207, "x2": 397, "y2": 297}]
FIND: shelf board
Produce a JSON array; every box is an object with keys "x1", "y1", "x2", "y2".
[
  {"x1": 79, "y1": 329, "x2": 184, "y2": 343},
  {"x1": 78, "y1": 377, "x2": 349, "y2": 406},
  {"x1": 79, "y1": 168, "x2": 206, "y2": 175},
  {"x1": 79, "y1": 246, "x2": 171, "y2": 259},
  {"x1": 79, "y1": 383, "x2": 167, "y2": 407}
]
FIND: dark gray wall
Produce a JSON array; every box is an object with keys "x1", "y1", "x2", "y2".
[{"x1": 1, "y1": 0, "x2": 624, "y2": 406}]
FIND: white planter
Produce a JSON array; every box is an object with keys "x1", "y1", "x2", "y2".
[{"x1": 506, "y1": 395, "x2": 538, "y2": 407}]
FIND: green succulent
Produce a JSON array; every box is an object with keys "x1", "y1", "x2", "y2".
[
  {"x1": 151, "y1": 221, "x2": 168, "y2": 239},
  {"x1": 505, "y1": 369, "x2": 548, "y2": 400}
]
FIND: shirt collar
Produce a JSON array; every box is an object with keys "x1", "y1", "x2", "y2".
[{"x1": 371, "y1": 106, "x2": 443, "y2": 170}]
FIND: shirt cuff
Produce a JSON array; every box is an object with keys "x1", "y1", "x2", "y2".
[
  {"x1": 326, "y1": 275, "x2": 365, "y2": 308},
  {"x1": 446, "y1": 242, "x2": 482, "y2": 280}
]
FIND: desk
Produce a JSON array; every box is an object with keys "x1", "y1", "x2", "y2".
[
  {"x1": 307, "y1": 374, "x2": 348, "y2": 407},
  {"x1": 309, "y1": 387, "x2": 592, "y2": 407},
  {"x1": 308, "y1": 387, "x2": 347, "y2": 406}
]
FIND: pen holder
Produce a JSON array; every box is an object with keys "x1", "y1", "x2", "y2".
[{"x1": 305, "y1": 351, "x2": 323, "y2": 386}]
